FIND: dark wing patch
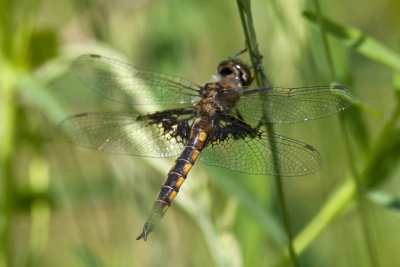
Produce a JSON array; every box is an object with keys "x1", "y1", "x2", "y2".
[
  {"x1": 71, "y1": 54, "x2": 201, "y2": 105},
  {"x1": 201, "y1": 120, "x2": 321, "y2": 176},
  {"x1": 235, "y1": 85, "x2": 355, "y2": 124},
  {"x1": 59, "y1": 110, "x2": 194, "y2": 157}
]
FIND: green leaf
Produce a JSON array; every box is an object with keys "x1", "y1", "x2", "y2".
[
  {"x1": 17, "y1": 73, "x2": 67, "y2": 124},
  {"x1": 303, "y1": 11, "x2": 400, "y2": 72},
  {"x1": 28, "y1": 29, "x2": 59, "y2": 68},
  {"x1": 362, "y1": 128, "x2": 400, "y2": 188},
  {"x1": 73, "y1": 245, "x2": 104, "y2": 267},
  {"x1": 368, "y1": 191, "x2": 400, "y2": 213},
  {"x1": 208, "y1": 167, "x2": 286, "y2": 245}
]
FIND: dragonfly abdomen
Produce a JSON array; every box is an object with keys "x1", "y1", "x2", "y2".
[{"x1": 136, "y1": 118, "x2": 212, "y2": 241}]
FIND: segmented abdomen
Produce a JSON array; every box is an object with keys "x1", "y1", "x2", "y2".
[{"x1": 136, "y1": 118, "x2": 212, "y2": 241}]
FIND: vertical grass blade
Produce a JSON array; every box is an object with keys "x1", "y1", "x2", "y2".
[
  {"x1": 303, "y1": 11, "x2": 400, "y2": 72},
  {"x1": 236, "y1": 1, "x2": 298, "y2": 266}
]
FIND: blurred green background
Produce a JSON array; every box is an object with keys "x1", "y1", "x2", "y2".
[{"x1": 1, "y1": 0, "x2": 400, "y2": 266}]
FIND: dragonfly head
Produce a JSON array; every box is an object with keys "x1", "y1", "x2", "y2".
[{"x1": 217, "y1": 59, "x2": 252, "y2": 87}]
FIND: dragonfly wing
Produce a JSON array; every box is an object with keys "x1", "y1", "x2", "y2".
[
  {"x1": 200, "y1": 130, "x2": 321, "y2": 176},
  {"x1": 71, "y1": 54, "x2": 201, "y2": 105},
  {"x1": 59, "y1": 110, "x2": 195, "y2": 157},
  {"x1": 235, "y1": 85, "x2": 355, "y2": 124}
]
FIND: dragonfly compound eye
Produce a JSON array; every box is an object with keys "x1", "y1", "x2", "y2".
[{"x1": 219, "y1": 67, "x2": 233, "y2": 76}]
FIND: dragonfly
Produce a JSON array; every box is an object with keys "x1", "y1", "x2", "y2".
[{"x1": 60, "y1": 54, "x2": 355, "y2": 241}]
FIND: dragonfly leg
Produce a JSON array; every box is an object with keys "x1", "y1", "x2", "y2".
[
  {"x1": 249, "y1": 56, "x2": 264, "y2": 84},
  {"x1": 228, "y1": 46, "x2": 248, "y2": 59},
  {"x1": 235, "y1": 109, "x2": 244, "y2": 121},
  {"x1": 246, "y1": 44, "x2": 271, "y2": 86}
]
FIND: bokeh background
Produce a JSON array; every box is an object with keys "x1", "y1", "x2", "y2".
[{"x1": 1, "y1": 0, "x2": 400, "y2": 266}]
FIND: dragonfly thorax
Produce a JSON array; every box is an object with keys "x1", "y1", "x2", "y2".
[
  {"x1": 195, "y1": 84, "x2": 220, "y2": 117},
  {"x1": 196, "y1": 82, "x2": 241, "y2": 117}
]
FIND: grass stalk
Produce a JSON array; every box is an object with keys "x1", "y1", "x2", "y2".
[
  {"x1": 276, "y1": 102, "x2": 400, "y2": 265},
  {"x1": 0, "y1": 62, "x2": 16, "y2": 267},
  {"x1": 26, "y1": 157, "x2": 51, "y2": 266},
  {"x1": 311, "y1": 0, "x2": 335, "y2": 80},
  {"x1": 0, "y1": 1, "x2": 42, "y2": 266},
  {"x1": 341, "y1": 116, "x2": 380, "y2": 267},
  {"x1": 312, "y1": 0, "x2": 380, "y2": 264},
  {"x1": 236, "y1": 1, "x2": 298, "y2": 266}
]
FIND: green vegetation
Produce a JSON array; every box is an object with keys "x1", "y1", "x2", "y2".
[{"x1": 1, "y1": 0, "x2": 400, "y2": 266}]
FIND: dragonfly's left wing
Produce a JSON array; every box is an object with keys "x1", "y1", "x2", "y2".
[
  {"x1": 59, "y1": 109, "x2": 195, "y2": 157},
  {"x1": 71, "y1": 54, "x2": 201, "y2": 105}
]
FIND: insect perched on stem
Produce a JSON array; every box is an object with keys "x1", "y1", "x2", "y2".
[{"x1": 60, "y1": 53, "x2": 355, "y2": 241}]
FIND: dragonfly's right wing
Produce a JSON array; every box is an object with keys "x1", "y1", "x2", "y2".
[
  {"x1": 234, "y1": 85, "x2": 355, "y2": 124},
  {"x1": 59, "y1": 109, "x2": 195, "y2": 157},
  {"x1": 71, "y1": 54, "x2": 201, "y2": 105},
  {"x1": 201, "y1": 131, "x2": 322, "y2": 176},
  {"x1": 200, "y1": 114, "x2": 321, "y2": 176}
]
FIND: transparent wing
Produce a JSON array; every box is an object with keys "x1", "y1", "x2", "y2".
[
  {"x1": 235, "y1": 85, "x2": 355, "y2": 124},
  {"x1": 200, "y1": 132, "x2": 322, "y2": 176},
  {"x1": 59, "y1": 111, "x2": 194, "y2": 157},
  {"x1": 71, "y1": 54, "x2": 201, "y2": 104}
]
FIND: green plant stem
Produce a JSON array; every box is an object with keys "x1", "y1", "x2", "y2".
[
  {"x1": 276, "y1": 103, "x2": 400, "y2": 265},
  {"x1": 0, "y1": 62, "x2": 16, "y2": 267},
  {"x1": 313, "y1": 1, "x2": 380, "y2": 265},
  {"x1": 341, "y1": 116, "x2": 380, "y2": 267},
  {"x1": 312, "y1": 0, "x2": 335, "y2": 80},
  {"x1": 26, "y1": 157, "x2": 51, "y2": 266},
  {"x1": 294, "y1": 177, "x2": 355, "y2": 256},
  {"x1": 236, "y1": 1, "x2": 298, "y2": 266},
  {"x1": 236, "y1": 0, "x2": 269, "y2": 87},
  {"x1": 0, "y1": 2, "x2": 41, "y2": 265},
  {"x1": 303, "y1": 11, "x2": 400, "y2": 73}
]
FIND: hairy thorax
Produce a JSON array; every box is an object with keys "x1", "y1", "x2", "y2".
[{"x1": 195, "y1": 79, "x2": 242, "y2": 118}]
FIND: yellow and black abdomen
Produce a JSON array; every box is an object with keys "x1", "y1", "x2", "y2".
[{"x1": 136, "y1": 118, "x2": 211, "y2": 241}]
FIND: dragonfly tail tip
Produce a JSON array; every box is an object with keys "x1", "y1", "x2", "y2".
[{"x1": 136, "y1": 231, "x2": 147, "y2": 241}]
